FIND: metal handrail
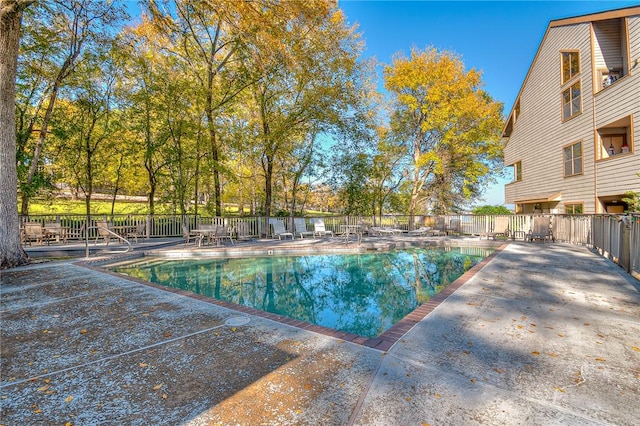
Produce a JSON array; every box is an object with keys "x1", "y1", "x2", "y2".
[{"x1": 84, "y1": 225, "x2": 132, "y2": 258}]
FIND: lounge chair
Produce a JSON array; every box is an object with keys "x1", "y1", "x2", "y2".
[
  {"x1": 269, "y1": 218, "x2": 294, "y2": 240},
  {"x1": 480, "y1": 216, "x2": 510, "y2": 240},
  {"x1": 428, "y1": 217, "x2": 446, "y2": 236},
  {"x1": 526, "y1": 216, "x2": 554, "y2": 243},
  {"x1": 369, "y1": 227, "x2": 398, "y2": 236},
  {"x1": 312, "y1": 218, "x2": 334, "y2": 238},
  {"x1": 294, "y1": 218, "x2": 314, "y2": 239},
  {"x1": 446, "y1": 218, "x2": 462, "y2": 235},
  {"x1": 407, "y1": 226, "x2": 432, "y2": 236}
]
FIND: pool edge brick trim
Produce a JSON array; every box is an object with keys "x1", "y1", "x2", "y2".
[{"x1": 79, "y1": 242, "x2": 508, "y2": 351}]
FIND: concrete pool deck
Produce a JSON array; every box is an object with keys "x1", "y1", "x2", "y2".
[{"x1": 1, "y1": 240, "x2": 639, "y2": 425}]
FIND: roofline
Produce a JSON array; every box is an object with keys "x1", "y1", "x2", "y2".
[
  {"x1": 549, "y1": 5, "x2": 640, "y2": 27},
  {"x1": 501, "y1": 5, "x2": 640, "y2": 140}
]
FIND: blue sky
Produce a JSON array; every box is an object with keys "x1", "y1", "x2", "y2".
[{"x1": 338, "y1": 0, "x2": 640, "y2": 206}]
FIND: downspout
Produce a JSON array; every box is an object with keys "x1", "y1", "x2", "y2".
[{"x1": 590, "y1": 22, "x2": 600, "y2": 214}]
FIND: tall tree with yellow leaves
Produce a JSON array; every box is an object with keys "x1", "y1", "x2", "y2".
[{"x1": 384, "y1": 47, "x2": 504, "y2": 216}]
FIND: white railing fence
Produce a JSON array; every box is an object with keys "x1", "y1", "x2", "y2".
[{"x1": 19, "y1": 213, "x2": 639, "y2": 279}]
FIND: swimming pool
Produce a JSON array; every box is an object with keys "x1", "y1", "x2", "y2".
[{"x1": 108, "y1": 247, "x2": 493, "y2": 338}]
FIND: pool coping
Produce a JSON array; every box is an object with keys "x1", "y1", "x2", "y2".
[{"x1": 78, "y1": 240, "x2": 508, "y2": 352}]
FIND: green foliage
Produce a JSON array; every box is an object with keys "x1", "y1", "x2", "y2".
[
  {"x1": 472, "y1": 205, "x2": 512, "y2": 215},
  {"x1": 622, "y1": 173, "x2": 640, "y2": 212}
]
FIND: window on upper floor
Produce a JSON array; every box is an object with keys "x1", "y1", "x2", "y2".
[
  {"x1": 565, "y1": 203, "x2": 583, "y2": 214},
  {"x1": 563, "y1": 142, "x2": 582, "y2": 177},
  {"x1": 597, "y1": 116, "x2": 633, "y2": 160},
  {"x1": 513, "y1": 161, "x2": 522, "y2": 182},
  {"x1": 561, "y1": 51, "x2": 580, "y2": 84},
  {"x1": 562, "y1": 82, "x2": 581, "y2": 120}
]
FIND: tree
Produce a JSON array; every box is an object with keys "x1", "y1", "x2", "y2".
[
  {"x1": 244, "y1": 2, "x2": 364, "y2": 219},
  {"x1": 141, "y1": 0, "x2": 259, "y2": 216},
  {"x1": 1, "y1": 0, "x2": 33, "y2": 268},
  {"x1": 48, "y1": 48, "x2": 122, "y2": 218},
  {"x1": 16, "y1": 0, "x2": 127, "y2": 214},
  {"x1": 472, "y1": 205, "x2": 512, "y2": 215},
  {"x1": 384, "y1": 47, "x2": 504, "y2": 217}
]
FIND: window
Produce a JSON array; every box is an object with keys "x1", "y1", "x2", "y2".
[
  {"x1": 562, "y1": 82, "x2": 581, "y2": 120},
  {"x1": 563, "y1": 142, "x2": 582, "y2": 177},
  {"x1": 565, "y1": 203, "x2": 583, "y2": 214},
  {"x1": 513, "y1": 161, "x2": 522, "y2": 182},
  {"x1": 561, "y1": 51, "x2": 580, "y2": 84}
]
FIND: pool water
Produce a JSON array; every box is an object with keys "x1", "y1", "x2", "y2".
[{"x1": 108, "y1": 247, "x2": 492, "y2": 338}]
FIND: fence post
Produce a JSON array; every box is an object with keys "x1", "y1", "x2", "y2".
[{"x1": 620, "y1": 217, "x2": 631, "y2": 272}]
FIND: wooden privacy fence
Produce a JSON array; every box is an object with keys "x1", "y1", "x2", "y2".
[{"x1": 19, "y1": 213, "x2": 639, "y2": 279}]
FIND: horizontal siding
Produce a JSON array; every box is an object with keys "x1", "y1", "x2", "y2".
[
  {"x1": 594, "y1": 73, "x2": 640, "y2": 125},
  {"x1": 629, "y1": 16, "x2": 640, "y2": 60},
  {"x1": 596, "y1": 112, "x2": 640, "y2": 195},
  {"x1": 593, "y1": 19, "x2": 623, "y2": 71},
  {"x1": 504, "y1": 22, "x2": 595, "y2": 210}
]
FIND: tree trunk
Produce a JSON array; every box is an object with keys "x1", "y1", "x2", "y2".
[
  {"x1": 207, "y1": 113, "x2": 222, "y2": 216},
  {"x1": 1, "y1": 0, "x2": 32, "y2": 268}
]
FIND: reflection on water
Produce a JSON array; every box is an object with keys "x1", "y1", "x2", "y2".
[{"x1": 110, "y1": 247, "x2": 492, "y2": 337}]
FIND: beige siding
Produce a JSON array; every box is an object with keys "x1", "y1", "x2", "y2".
[
  {"x1": 593, "y1": 19, "x2": 623, "y2": 71},
  {"x1": 596, "y1": 116, "x2": 640, "y2": 196},
  {"x1": 504, "y1": 23, "x2": 596, "y2": 211},
  {"x1": 504, "y1": 11, "x2": 640, "y2": 213},
  {"x1": 629, "y1": 16, "x2": 640, "y2": 60}
]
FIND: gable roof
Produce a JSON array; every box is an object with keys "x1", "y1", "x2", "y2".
[{"x1": 501, "y1": 5, "x2": 640, "y2": 141}]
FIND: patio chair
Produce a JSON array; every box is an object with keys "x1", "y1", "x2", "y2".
[
  {"x1": 95, "y1": 220, "x2": 113, "y2": 246},
  {"x1": 294, "y1": 218, "x2": 314, "y2": 239},
  {"x1": 65, "y1": 222, "x2": 85, "y2": 242},
  {"x1": 480, "y1": 216, "x2": 510, "y2": 240},
  {"x1": 125, "y1": 222, "x2": 146, "y2": 243},
  {"x1": 182, "y1": 223, "x2": 204, "y2": 247},
  {"x1": 44, "y1": 222, "x2": 67, "y2": 244},
  {"x1": 213, "y1": 225, "x2": 234, "y2": 245},
  {"x1": 235, "y1": 221, "x2": 253, "y2": 242},
  {"x1": 23, "y1": 222, "x2": 49, "y2": 246},
  {"x1": 526, "y1": 216, "x2": 553, "y2": 243},
  {"x1": 312, "y1": 218, "x2": 334, "y2": 238},
  {"x1": 269, "y1": 218, "x2": 294, "y2": 240}
]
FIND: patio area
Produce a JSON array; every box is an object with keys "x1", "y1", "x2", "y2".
[{"x1": 1, "y1": 240, "x2": 639, "y2": 425}]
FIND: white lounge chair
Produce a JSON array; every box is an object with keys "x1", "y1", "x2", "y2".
[
  {"x1": 407, "y1": 226, "x2": 432, "y2": 236},
  {"x1": 294, "y1": 218, "x2": 314, "y2": 239},
  {"x1": 269, "y1": 218, "x2": 294, "y2": 240},
  {"x1": 312, "y1": 218, "x2": 334, "y2": 238}
]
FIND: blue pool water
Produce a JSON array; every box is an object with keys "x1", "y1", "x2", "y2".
[{"x1": 108, "y1": 247, "x2": 492, "y2": 338}]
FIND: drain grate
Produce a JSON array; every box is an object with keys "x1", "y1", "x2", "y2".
[{"x1": 224, "y1": 316, "x2": 251, "y2": 327}]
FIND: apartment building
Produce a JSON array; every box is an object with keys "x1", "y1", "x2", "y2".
[{"x1": 503, "y1": 6, "x2": 640, "y2": 214}]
